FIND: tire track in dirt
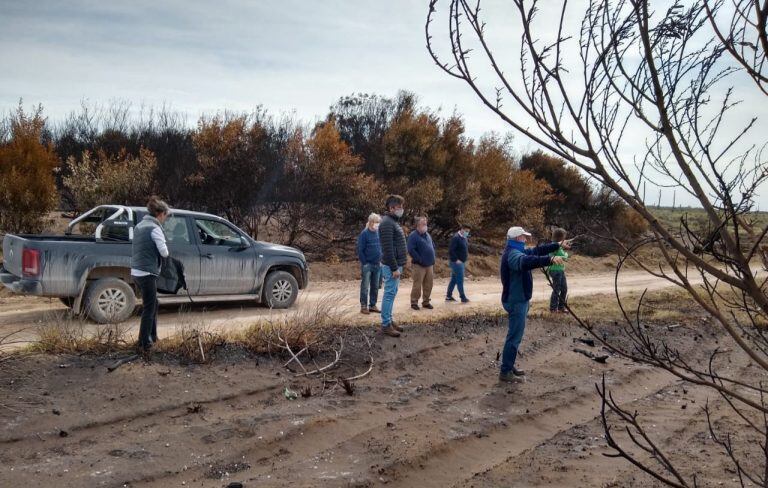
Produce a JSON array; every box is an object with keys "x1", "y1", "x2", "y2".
[
  {"x1": 377, "y1": 367, "x2": 674, "y2": 488},
  {"x1": 462, "y1": 362, "x2": 752, "y2": 488},
  {"x1": 3, "y1": 318, "x2": 565, "y2": 487},
  {"x1": 108, "y1": 322, "x2": 570, "y2": 486},
  {"x1": 0, "y1": 318, "x2": 505, "y2": 445},
  {"x1": 1, "y1": 311, "x2": 728, "y2": 487},
  {"x1": 132, "y1": 325, "x2": 647, "y2": 487}
]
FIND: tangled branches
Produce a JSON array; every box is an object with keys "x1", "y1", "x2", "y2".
[{"x1": 427, "y1": 0, "x2": 767, "y2": 484}]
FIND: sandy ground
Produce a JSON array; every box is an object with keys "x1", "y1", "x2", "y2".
[
  {"x1": 0, "y1": 300, "x2": 758, "y2": 487},
  {"x1": 0, "y1": 269, "x2": 684, "y2": 348}
]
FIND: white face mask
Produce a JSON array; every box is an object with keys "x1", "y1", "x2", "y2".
[
  {"x1": 372, "y1": 223, "x2": 380, "y2": 231},
  {"x1": 394, "y1": 208, "x2": 404, "y2": 218}
]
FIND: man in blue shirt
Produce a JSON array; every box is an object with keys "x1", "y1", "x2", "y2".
[
  {"x1": 499, "y1": 226, "x2": 569, "y2": 381},
  {"x1": 446, "y1": 225, "x2": 471, "y2": 303},
  {"x1": 407, "y1": 216, "x2": 437, "y2": 310},
  {"x1": 356, "y1": 213, "x2": 382, "y2": 314}
]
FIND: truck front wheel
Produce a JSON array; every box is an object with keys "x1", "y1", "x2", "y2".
[
  {"x1": 263, "y1": 271, "x2": 299, "y2": 309},
  {"x1": 84, "y1": 278, "x2": 136, "y2": 324}
]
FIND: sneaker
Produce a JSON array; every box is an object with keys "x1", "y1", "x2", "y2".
[
  {"x1": 391, "y1": 322, "x2": 404, "y2": 332},
  {"x1": 361, "y1": 306, "x2": 370, "y2": 315},
  {"x1": 422, "y1": 303, "x2": 434, "y2": 310},
  {"x1": 498, "y1": 371, "x2": 518, "y2": 383},
  {"x1": 461, "y1": 297, "x2": 470, "y2": 303},
  {"x1": 368, "y1": 306, "x2": 381, "y2": 313},
  {"x1": 446, "y1": 296, "x2": 457, "y2": 302},
  {"x1": 381, "y1": 326, "x2": 401, "y2": 337},
  {"x1": 411, "y1": 303, "x2": 420, "y2": 311},
  {"x1": 498, "y1": 368, "x2": 526, "y2": 382}
]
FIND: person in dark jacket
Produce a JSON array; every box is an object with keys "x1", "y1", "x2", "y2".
[
  {"x1": 446, "y1": 225, "x2": 471, "y2": 303},
  {"x1": 357, "y1": 213, "x2": 382, "y2": 315},
  {"x1": 498, "y1": 226, "x2": 569, "y2": 381},
  {"x1": 378, "y1": 194, "x2": 407, "y2": 337},
  {"x1": 130, "y1": 196, "x2": 171, "y2": 351},
  {"x1": 407, "y1": 216, "x2": 436, "y2": 310}
]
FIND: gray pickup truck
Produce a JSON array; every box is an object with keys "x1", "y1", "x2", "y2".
[{"x1": 0, "y1": 205, "x2": 309, "y2": 323}]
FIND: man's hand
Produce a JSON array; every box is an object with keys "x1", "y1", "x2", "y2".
[
  {"x1": 393, "y1": 270, "x2": 401, "y2": 279},
  {"x1": 561, "y1": 239, "x2": 573, "y2": 250},
  {"x1": 551, "y1": 256, "x2": 565, "y2": 266}
]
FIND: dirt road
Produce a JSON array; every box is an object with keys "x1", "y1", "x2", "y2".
[
  {"x1": 0, "y1": 269, "x2": 680, "y2": 347},
  {"x1": 0, "y1": 303, "x2": 752, "y2": 487}
]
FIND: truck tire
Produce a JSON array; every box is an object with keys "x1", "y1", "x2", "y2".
[
  {"x1": 84, "y1": 278, "x2": 136, "y2": 324},
  {"x1": 263, "y1": 270, "x2": 299, "y2": 309}
]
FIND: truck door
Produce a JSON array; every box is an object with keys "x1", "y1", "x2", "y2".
[
  {"x1": 193, "y1": 217, "x2": 258, "y2": 295},
  {"x1": 162, "y1": 216, "x2": 202, "y2": 295}
]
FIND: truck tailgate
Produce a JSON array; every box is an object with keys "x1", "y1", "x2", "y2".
[{"x1": 1, "y1": 234, "x2": 25, "y2": 277}]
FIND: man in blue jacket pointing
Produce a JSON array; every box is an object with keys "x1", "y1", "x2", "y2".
[{"x1": 499, "y1": 226, "x2": 569, "y2": 381}]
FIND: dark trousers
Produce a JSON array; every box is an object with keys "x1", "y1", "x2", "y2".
[
  {"x1": 501, "y1": 301, "x2": 529, "y2": 373},
  {"x1": 549, "y1": 270, "x2": 567, "y2": 311},
  {"x1": 134, "y1": 275, "x2": 158, "y2": 348},
  {"x1": 359, "y1": 263, "x2": 381, "y2": 308},
  {"x1": 447, "y1": 261, "x2": 467, "y2": 299}
]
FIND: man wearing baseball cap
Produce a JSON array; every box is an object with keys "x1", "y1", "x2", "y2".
[{"x1": 498, "y1": 226, "x2": 570, "y2": 381}]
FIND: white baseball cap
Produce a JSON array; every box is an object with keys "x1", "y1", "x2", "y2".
[{"x1": 507, "y1": 226, "x2": 532, "y2": 239}]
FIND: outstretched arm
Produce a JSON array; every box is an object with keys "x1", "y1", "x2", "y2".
[{"x1": 524, "y1": 242, "x2": 561, "y2": 256}]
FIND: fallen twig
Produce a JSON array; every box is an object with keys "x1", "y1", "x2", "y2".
[
  {"x1": 278, "y1": 330, "x2": 308, "y2": 374},
  {"x1": 107, "y1": 354, "x2": 140, "y2": 372},
  {"x1": 573, "y1": 348, "x2": 609, "y2": 363},
  {"x1": 295, "y1": 347, "x2": 342, "y2": 376},
  {"x1": 197, "y1": 334, "x2": 205, "y2": 363},
  {"x1": 342, "y1": 354, "x2": 374, "y2": 382}
]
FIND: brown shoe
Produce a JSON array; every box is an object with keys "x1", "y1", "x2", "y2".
[
  {"x1": 368, "y1": 306, "x2": 381, "y2": 313},
  {"x1": 391, "y1": 322, "x2": 404, "y2": 332},
  {"x1": 361, "y1": 306, "x2": 370, "y2": 315},
  {"x1": 381, "y1": 326, "x2": 401, "y2": 337}
]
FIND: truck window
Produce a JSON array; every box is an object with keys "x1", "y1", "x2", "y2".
[
  {"x1": 163, "y1": 217, "x2": 191, "y2": 245},
  {"x1": 71, "y1": 206, "x2": 122, "y2": 236},
  {"x1": 194, "y1": 218, "x2": 245, "y2": 248}
]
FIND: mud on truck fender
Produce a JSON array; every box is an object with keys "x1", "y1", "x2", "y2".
[
  {"x1": 75, "y1": 267, "x2": 137, "y2": 324},
  {"x1": 260, "y1": 261, "x2": 306, "y2": 309}
]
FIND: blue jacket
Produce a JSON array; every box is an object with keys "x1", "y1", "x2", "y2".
[
  {"x1": 407, "y1": 230, "x2": 436, "y2": 267},
  {"x1": 357, "y1": 228, "x2": 382, "y2": 265},
  {"x1": 500, "y1": 240, "x2": 560, "y2": 304},
  {"x1": 449, "y1": 233, "x2": 468, "y2": 263}
]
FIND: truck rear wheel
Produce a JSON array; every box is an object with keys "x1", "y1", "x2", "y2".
[
  {"x1": 263, "y1": 271, "x2": 299, "y2": 309},
  {"x1": 84, "y1": 278, "x2": 136, "y2": 324}
]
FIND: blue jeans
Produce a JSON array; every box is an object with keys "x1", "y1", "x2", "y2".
[
  {"x1": 447, "y1": 261, "x2": 467, "y2": 299},
  {"x1": 359, "y1": 263, "x2": 381, "y2": 308},
  {"x1": 549, "y1": 270, "x2": 567, "y2": 311},
  {"x1": 380, "y1": 266, "x2": 402, "y2": 327},
  {"x1": 500, "y1": 301, "x2": 530, "y2": 373}
]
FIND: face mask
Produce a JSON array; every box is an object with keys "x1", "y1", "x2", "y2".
[
  {"x1": 372, "y1": 224, "x2": 380, "y2": 231},
  {"x1": 419, "y1": 226, "x2": 428, "y2": 234},
  {"x1": 394, "y1": 209, "x2": 404, "y2": 218},
  {"x1": 463, "y1": 231, "x2": 470, "y2": 238}
]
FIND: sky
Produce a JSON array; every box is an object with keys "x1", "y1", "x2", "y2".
[{"x1": 1, "y1": 0, "x2": 765, "y2": 209}]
